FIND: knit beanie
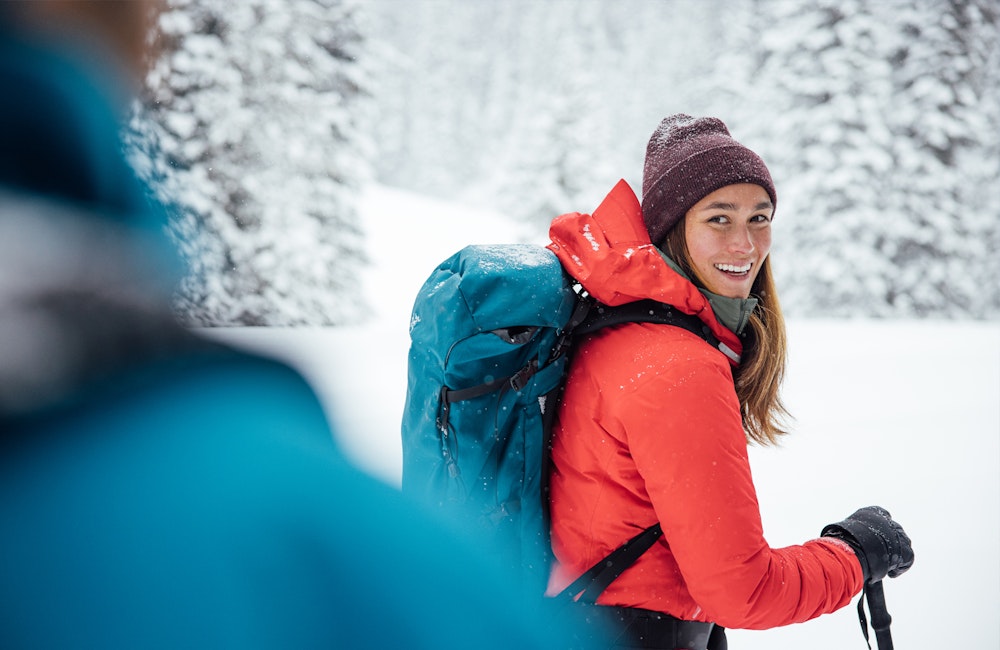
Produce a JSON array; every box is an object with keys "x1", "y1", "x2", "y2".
[{"x1": 641, "y1": 114, "x2": 776, "y2": 246}]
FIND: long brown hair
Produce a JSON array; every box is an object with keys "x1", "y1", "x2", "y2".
[{"x1": 662, "y1": 224, "x2": 790, "y2": 445}]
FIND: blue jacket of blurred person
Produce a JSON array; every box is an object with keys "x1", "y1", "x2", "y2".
[{"x1": 0, "y1": 4, "x2": 602, "y2": 648}]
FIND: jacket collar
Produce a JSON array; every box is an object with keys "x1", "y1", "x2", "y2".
[
  {"x1": 657, "y1": 252, "x2": 758, "y2": 337},
  {"x1": 547, "y1": 179, "x2": 743, "y2": 363},
  {"x1": 0, "y1": 191, "x2": 189, "y2": 416}
]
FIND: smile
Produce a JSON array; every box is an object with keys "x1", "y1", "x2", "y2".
[{"x1": 715, "y1": 262, "x2": 752, "y2": 275}]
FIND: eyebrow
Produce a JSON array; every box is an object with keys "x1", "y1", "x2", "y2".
[{"x1": 698, "y1": 200, "x2": 774, "y2": 212}]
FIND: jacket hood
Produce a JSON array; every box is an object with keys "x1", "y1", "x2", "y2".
[
  {"x1": 547, "y1": 179, "x2": 743, "y2": 362},
  {"x1": 0, "y1": 190, "x2": 194, "y2": 416}
]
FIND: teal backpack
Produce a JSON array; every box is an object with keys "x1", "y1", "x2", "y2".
[{"x1": 400, "y1": 244, "x2": 717, "y2": 596}]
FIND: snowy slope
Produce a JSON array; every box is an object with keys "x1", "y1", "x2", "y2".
[{"x1": 208, "y1": 184, "x2": 1000, "y2": 650}]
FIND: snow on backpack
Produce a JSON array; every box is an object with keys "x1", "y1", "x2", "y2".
[{"x1": 400, "y1": 243, "x2": 718, "y2": 596}]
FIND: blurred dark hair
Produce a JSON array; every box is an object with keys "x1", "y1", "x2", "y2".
[{"x1": 0, "y1": 0, "x2": 159, "y2": 79}]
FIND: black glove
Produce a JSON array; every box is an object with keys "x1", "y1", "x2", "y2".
[{"x1": 821, "y1": 506, "x2": 914, "y2": 583}]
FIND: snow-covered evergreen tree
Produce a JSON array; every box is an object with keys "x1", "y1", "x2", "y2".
[
  {"x1": 474, "y1": 2, "x2": 618, "y2": 234},
  {"x1": 130, "y1": 0, "x2": 371, "y2": 325},
  {"x1": 128, "y1": 0, "x2": 996, "y2": 321},
  {"x1": 366, "y1": 1, "x2": 500, "y2": 198},
  {"x1": 365, "y1": 0, "x2": 722, "y2": 222},
  {"x1": 878, "y1": 0, "x2": 1000, "y2": 318},
  {"x1": 739, "y1": 0, "x2": 999, "y2": 319}
]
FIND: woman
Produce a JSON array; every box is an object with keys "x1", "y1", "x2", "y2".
[{"x1": 546, "y1": 115, "x2": 913, "y2": 649}]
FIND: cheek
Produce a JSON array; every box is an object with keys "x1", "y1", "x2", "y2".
[
  {"x1": 756, "y1": 230, "x2": 773, "y2": 257},
  {"x1": 684, "y1": 228, "x2": 717, "y2": 266},
  {"x1": 686, "y1": 240, "x2": 716, "y2": 275}
]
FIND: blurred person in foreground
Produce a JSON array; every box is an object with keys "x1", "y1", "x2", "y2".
[{"x1": 0, "y1": 2, "x2": 596, "y2": 647}]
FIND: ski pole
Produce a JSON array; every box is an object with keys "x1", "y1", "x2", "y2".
[{"x1": 857, "y1": 580, "x2": 893, "y2": 650}]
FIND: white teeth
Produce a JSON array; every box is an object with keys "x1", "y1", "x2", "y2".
[{"x1": 715, "y1": 262, "x2": 752, "y2": 274}]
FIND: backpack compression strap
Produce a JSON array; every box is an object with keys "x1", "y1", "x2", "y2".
[{"x1": 436, "y1": 296, "x2": 595, "y2": 433}]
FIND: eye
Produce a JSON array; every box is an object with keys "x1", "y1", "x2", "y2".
[
  {"x1": 750, "y1": 214, "x2": 772, "y2": 224},
  {"x1": 707, "y1": 215, "x2": 730, "y2": 224}
]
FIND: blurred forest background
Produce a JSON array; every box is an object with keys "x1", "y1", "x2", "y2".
[{"x1": 126, "y1": 0, "x2": 1000, "y2": 326}]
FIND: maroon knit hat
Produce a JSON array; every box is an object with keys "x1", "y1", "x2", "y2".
[{"x1": 641, "y1": 114, "x2": 776, "y2": 245}]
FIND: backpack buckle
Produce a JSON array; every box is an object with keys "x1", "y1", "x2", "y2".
[
  {"x1": 437, "y1": 386, "x2": 451, "y2": 432},
  {"x1": 509, "y1": 360, "x2": 539, "y2": 391}
]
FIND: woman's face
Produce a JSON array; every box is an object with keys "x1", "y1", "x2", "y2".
[{"x1": 683, "y1": 183, "x2": 773, "y2": 299}]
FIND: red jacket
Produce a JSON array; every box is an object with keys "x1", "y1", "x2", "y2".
[{"x1": 546, "y1": 180, "x2": 862, "y2": 630}]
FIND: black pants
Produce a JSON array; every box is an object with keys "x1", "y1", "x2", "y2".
[{"x1": 571, "y1": 605, "x2": 727, "y2": 650}]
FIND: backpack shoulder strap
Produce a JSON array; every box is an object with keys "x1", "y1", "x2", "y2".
[
  {"x1": 550, "y1": 298, "x2": 727, "y2": 604},
  {"x1": 553, "y1": 523, "x2": 663, "y2": 604},
  {"x1": 441, "y1": 295, "x2": 721, "y2": 416},
  {"x1": 575, "y1": 298, "x2": 721, "y2": 349}
]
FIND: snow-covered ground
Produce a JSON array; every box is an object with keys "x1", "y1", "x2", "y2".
[{"x1": 209, "y1": 185, "x2": 1000, "y2": 649}]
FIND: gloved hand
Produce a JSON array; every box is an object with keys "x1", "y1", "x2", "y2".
[{"x1": 821, "y1": 506, "x2": 914, "y2": 583}]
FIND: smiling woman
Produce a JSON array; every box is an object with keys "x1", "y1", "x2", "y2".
[
  {"x1": 545, "y1": 114, "x2": 914, "y2": 650},
  {"x1": 678, "y1": 183, "x2": 773, "y2": 300}
]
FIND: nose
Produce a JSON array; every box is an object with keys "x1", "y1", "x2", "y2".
[{"x1": 729, "y1": 223, "x2": 755, "y2": 254}]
